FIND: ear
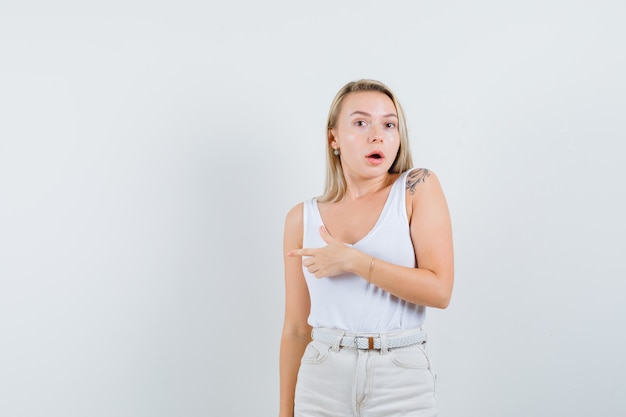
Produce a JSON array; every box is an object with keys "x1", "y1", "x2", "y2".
[{"x1": 328, "y1": 128, "x2": 337, "y2": 149}]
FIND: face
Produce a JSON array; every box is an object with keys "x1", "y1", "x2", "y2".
[{"x1": 330, "y1": 91, "x2": 400, "y2": 178}]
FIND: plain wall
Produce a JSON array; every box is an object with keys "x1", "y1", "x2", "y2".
[{"x1": 1, "y1": 1, "x2": 625, "y2": 416}]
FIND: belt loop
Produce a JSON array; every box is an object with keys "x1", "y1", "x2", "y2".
[
  {"x1": 380, "y1": 333, "x2": 389, "y2": 355},
  {"x1": 331, "y1": 330, "x2": 344, "y2": 353}
]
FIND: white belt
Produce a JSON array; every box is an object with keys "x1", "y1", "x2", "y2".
[{"x1": 312, "y1": 328, "x2": 427, "y2": 350}]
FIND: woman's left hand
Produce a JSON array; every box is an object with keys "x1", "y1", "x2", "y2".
[{"x1": 288, "y1": 226, "x2": 354, "y2": 278}]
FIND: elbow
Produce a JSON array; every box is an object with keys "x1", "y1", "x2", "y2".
[
  {"x1": 416, "y1": 290, "x2": 451, "y2": 309},
  {"x1": 416, "y1": 268, "x2": 453, "y2": 309},
  {"x1": 432, "y1": 285, "x2": 453, "y2": 309},
  {"x1": 434, "y1": 296, "x2": 451, "y2": 309},
  {"x1": 433, "y1": 273, "x2": 453, "y2": 309},
  {"x1": 282, "y1": 321, "x2": 313, "y2": 341}
]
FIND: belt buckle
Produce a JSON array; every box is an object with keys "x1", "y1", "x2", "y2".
[{"x1": 356, "y1": 336, "x2": 375, "y2": 350}]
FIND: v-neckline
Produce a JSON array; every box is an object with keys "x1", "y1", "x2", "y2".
[{"x1": 313, "y1": 175, "x2": 402, "y2": 246}]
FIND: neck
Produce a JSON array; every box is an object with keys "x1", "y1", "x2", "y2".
[{"x1": 342, "y1": 173, "x2": 394, "y2": 200}]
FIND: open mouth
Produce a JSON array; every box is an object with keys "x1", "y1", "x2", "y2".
[{"x1": 366, "y1": 151, "x2": 385, "y2": 160}]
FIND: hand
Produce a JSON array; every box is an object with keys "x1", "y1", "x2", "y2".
[{"x1": 288, "y1": 226, "x2": 353, "y2": 278}]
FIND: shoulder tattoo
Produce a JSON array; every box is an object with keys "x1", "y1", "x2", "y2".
[{"x1": 406, "y1": 168, "x2": 430, "y2": 195}]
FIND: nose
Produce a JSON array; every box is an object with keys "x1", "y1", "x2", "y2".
[{"x1": 369, "y1": 125, "x2": 383, "y2": 143}]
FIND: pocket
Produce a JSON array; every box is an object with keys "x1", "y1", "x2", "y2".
[
  {"x1": 388, "y1": 344, "x2": 437, "y2": 397},
  {"x1": 389, "y1": 344, "x2": 431, "y2": 369},
  {"x1": 300, "y1": 340, "x2": 331, "y2": 365}
]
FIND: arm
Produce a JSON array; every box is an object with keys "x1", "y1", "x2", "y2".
[
  {"x1": 353, "y1": 170, "x2": 454, "y2": 308},
  {"x1": 290, "y1": 170, "x2": 454, "y2": 309},
  {"x1": 279, "y1": 203, "x2": 312, "y2": 417}
]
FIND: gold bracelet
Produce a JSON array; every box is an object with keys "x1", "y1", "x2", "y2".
[{"x1": 368, "y1": 257, "x2": 375, "y2": 282}]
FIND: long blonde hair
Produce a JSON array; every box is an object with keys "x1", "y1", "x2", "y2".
[{"x1": 319, "y1": 79, "x2": 414, "y2": 203}]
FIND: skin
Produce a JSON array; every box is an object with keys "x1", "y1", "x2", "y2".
[{"x1": 279, "y1": 91, "x2": 454, "y2": 417}]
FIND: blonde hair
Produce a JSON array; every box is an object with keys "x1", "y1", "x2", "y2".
[{"x1": 319, "y1": 79, "x2": 414, "y2": 203}]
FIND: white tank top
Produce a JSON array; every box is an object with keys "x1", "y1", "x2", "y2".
[{"x1": 302, "y1": 169, "x2": 426, "y2": 333}]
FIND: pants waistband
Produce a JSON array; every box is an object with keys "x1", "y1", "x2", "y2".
[{"x1": 312, "y1": 327, "x2": 427, "y2": 351}]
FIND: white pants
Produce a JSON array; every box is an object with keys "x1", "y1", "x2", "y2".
[{"x1": 294, "y1": 328, "x2": 437, "y2": 417}]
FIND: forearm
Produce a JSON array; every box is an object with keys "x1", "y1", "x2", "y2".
[
  {"x1": 348, "y1": 249, "x2": 453, "y2": 309},
  {"x1": 279, "y1": 329, "x2": 311, "y2": 417}
]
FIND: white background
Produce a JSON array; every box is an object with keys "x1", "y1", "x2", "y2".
[{"x1": 1, "y1": 1, "x2": 625, "y2": 416}]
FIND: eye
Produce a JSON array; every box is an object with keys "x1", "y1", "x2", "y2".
[
  {"x1": 355, "y1": 120, "x2": 367, "y2": 127},
  {"x1": 386, "y1": 122, "x2": 396, "y2": 129}
]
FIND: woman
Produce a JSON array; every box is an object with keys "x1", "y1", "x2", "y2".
[{"x1": 280, "y1": 79, "x2": 454, "y2": 417}]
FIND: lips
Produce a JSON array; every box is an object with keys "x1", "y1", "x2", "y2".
[{"x1": 366, "y1": 150, "x2": 385, "y2": 165}]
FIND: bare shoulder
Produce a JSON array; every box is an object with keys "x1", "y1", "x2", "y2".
[
  {"x1": 285, "y1": 202, "x2": 304, "y2": 226},
  {"x1": 405, "y1": 168, "x2": 448, "y2": 221},
  {"x1": 284, "y1": 202, "x2": 304, "y2": 248},
  {"x1": 405, "y1": 168, "x2": 443, "y2": 196}
]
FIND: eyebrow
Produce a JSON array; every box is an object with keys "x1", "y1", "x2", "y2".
[{"x1": 349, "y1": 111, "x2": 398, "y2": 119}]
